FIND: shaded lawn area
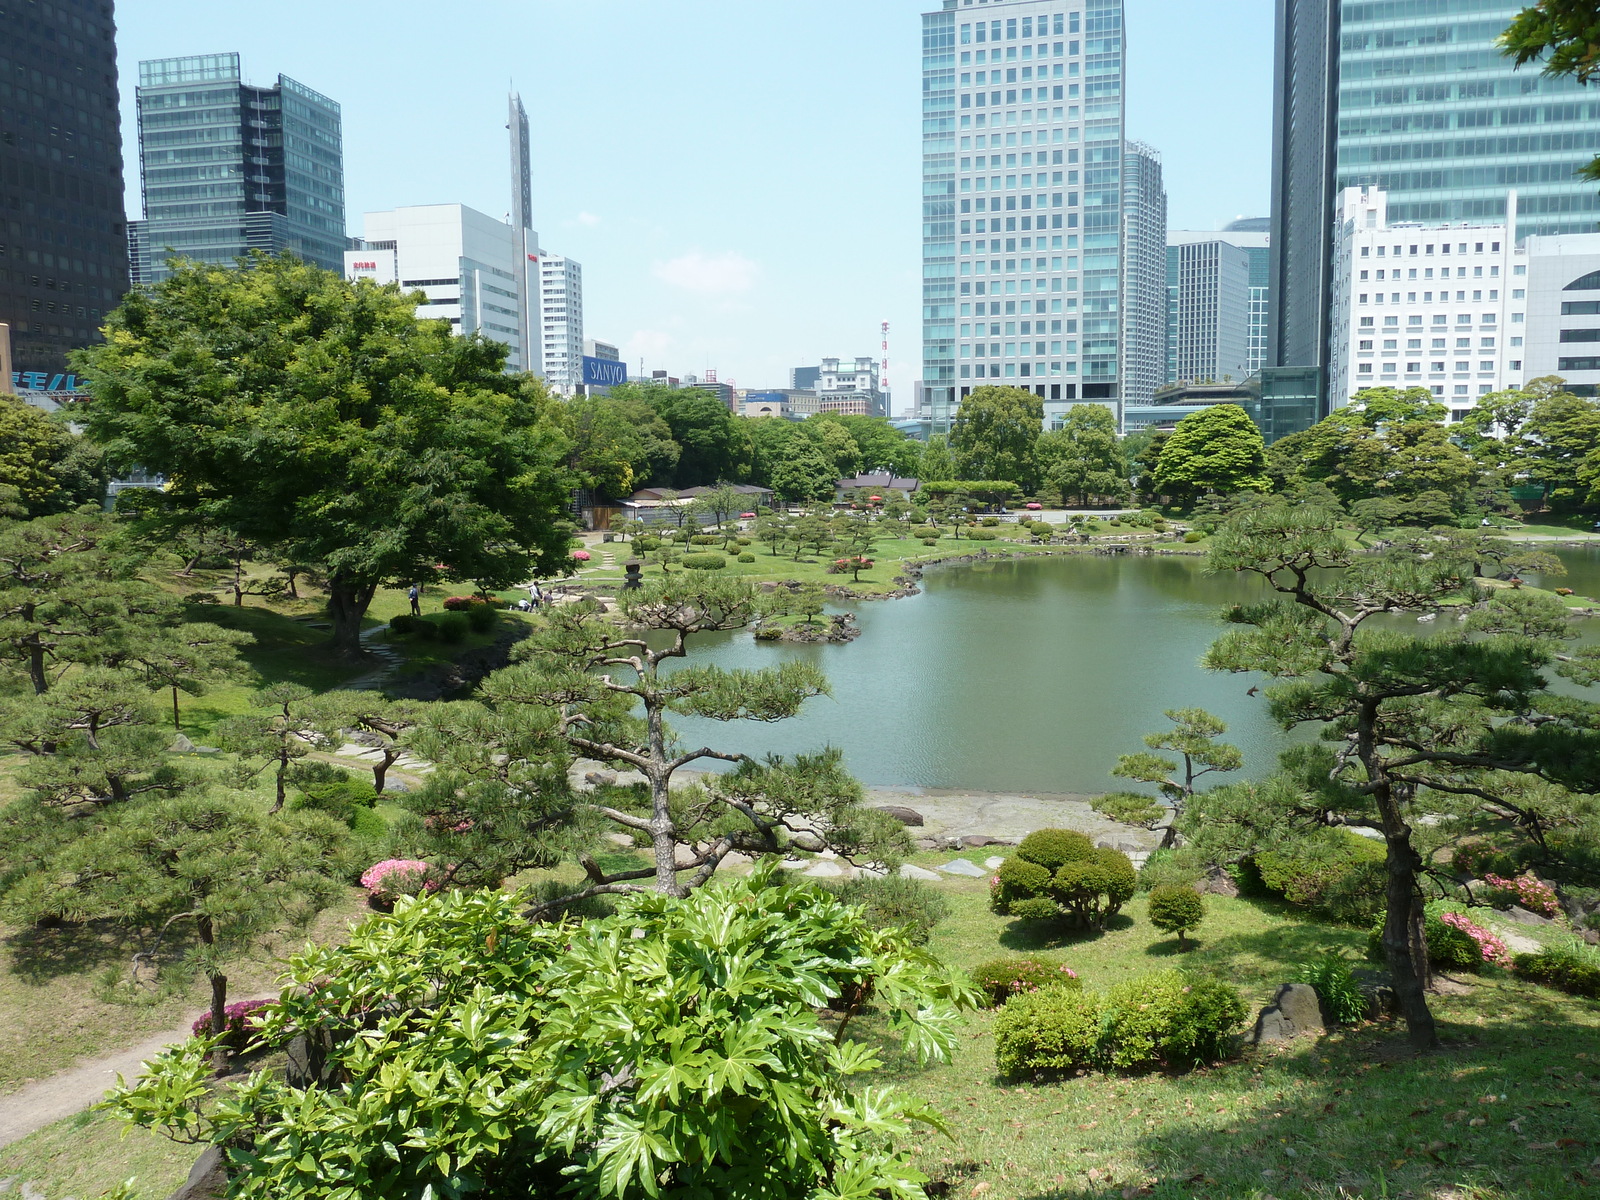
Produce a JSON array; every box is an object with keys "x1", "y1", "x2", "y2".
[
  {"x1": 871, "y1": 880, "x2": 1600, "y2": 1200},
  {"x1": 0, "y1": 1107, "x2": 195, "y2": 1199}
]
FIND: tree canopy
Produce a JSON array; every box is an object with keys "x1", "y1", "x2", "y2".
[
  {"x1": 1152, "y1": 404, "x2": 1269, "y2": 503},
  {"x1": 1035, "y1": 404, "x2": 1127, "y2": 506},
  {"x1": 949, "y1": 386, "x2": 1044, "y2": 492},
  {"x1": 75, "y1": 254, "x2": 575, "y2": 657}
]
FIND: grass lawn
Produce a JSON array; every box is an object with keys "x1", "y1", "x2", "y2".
[
  {"x1": 870, "y1": 877, "x2": 1600, "y2": 1200},
  {"x1": 0, "y1": 1107, "x2": 195, "y2": 1198}
]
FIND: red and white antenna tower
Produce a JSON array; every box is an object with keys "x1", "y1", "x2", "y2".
[{"x1": 880, "y1": 321, "x2": 891, "y2": 414}]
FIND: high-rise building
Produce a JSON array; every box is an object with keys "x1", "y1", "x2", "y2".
[
  {"x1": 1120, "y1": 141, "x2": 1166, "y2": 410},
  {"x1": 344, "y1": 205, "x2": 529, "y2": 370},
  {"x1": 1327, "y1": 186, "x2": 1524, "y2": 417},
  {"x1": 1268, "y1": 0, "x2": 1600, "y2": 433},
  {"x1": 509, "y1": 92, "x2": 542, "y2": 381},
  {"x1": 1166, "y1": 227, "x2": 1269, "y2": 385},
  {"x1": 540, "y1": 254, "x2": 583, "y2": 393},
  {"x1": 921, "y1": 0, "x2": 1126, "y2": 431},
  {"x1": 815, "y1": 355, "x2": 885, "y2": 417},
  {"x1": 129, "y1": 54, "x2": 344, "y2": 284},
  {"x1": 0, "y1": 0, "x2": 129, "y2": 393},
  {"x1": 1523, "y1": 232, "x2": 1600, "y2": 398}
]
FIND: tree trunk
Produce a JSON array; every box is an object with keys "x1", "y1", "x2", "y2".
[
  {"x1": 643, "y1": 694, "x2": 684, "y2": 897},
  {"x1": 172, "y1": 685, "x2": 181, "y2": 731},
  {"x1": 24, "y1": 631, "x2": 47, "y2": 695},
  {"x1": 1379, "y1": 823, "x2": 1437, "y2": 1050},
  {"x1": 372, "y1": 751, "x2": 394, "y2": 794},
  {"x1": 198, "y1": 916, "x2": 230, "y2": 1076},
  {"x1": 326, "y1": 576, "x2": 378, "y2": 660},
  {"x1": 272, "y1": 755, "x2": 288, "y2": 814}
]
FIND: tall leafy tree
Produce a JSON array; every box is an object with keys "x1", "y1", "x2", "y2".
[
  {"x1": 918, "y1": 434, "x2": 956, "y2": 486},
  {"x1": 636, "y1": 385, "x2": 752, "y2": 487},
  {"x1": 949, "y1": 385, "x2": 1043, "y2": 490},
  {"x1": 768, "y1": 439, "x2": 839, "y2": 504},
  {"x1": 555, "y1": 394, "x2": 680, "y2": 498},
  {"x1": 1519, "y1": 387, "x2": 1600, "y2": 509},
  {"x1": 0, "y1": 395, "x2": 109, "y2": 516},
  {"x1": 76, "y1": 254, "x2": 574, "y2": 659},
  {"x1": 798, "y1": 415, "x2": 863, "y2": 480},
  {"x1": 1036, "y1": 404, "x2": 1127, "y2": 505},
  {"x1": 1154, "y1": 404, "x2": 1270, "y2": 504},
  {"x1": 1205, "y1": 496, "x2": 1600, "y2": 1049}
]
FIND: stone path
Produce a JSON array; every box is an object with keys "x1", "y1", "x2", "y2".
[{"x1": 0, "y1": 1024, "x2": 191, "y2": 1150}]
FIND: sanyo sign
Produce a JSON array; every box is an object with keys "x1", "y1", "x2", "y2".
[{"x1": 581, "y1": 356, "x2": 628, "y2": 388}]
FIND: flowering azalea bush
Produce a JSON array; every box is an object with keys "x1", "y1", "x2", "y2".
[
  {"x1": 191, "y1": 999, "x2": 273, "y2": 1053},
  {"x1": 827, "y1": 555, "x2": 874, "y2": 581},
  {"x1": 360, "y1": 858, "x2": 438, "y2": 906},
  {"x1": 441, "y1": 595, "x2": 488, "y2": 611},
  {"x1": 970, "y1": 957, "x2": 1081, "y2": 1006},
  {"x1": 1438, "y1": 910, "x2": 1513, "y2": 969},
  {"x1": 571, "y1": 549, "x2": 591, "y2": 562},
  {"x1": 1483, "y1": 873, "x2": 1561, "y2": 919}
]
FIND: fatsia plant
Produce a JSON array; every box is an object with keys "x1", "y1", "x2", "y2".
[
  {"x1": 1204, "y1": 496, "x2": 1600, "y2": 1049},
  {"x1": 106, "y1": 866, "x2": 975, "y2": 1200}
]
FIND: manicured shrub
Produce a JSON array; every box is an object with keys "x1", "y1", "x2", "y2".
[
  {"x1": 1016, "y1": 828, "x2": 1095, "y2": 872},
  {"x1": 634, "y1": 535, "x2": 660, "y2": 552},
  {"x1": 184, "y1": 591, "x2": 221, "y2": 605},
  {"x1": 1482, "y1": 872, "x2": 1560, "y2": 918},
  {"x1": 738, "y1": 553, "x2": 756, "y2": 563},
  {"x1": 921, "y1": 538, "x2": 937, "y2": 547},
  {"x1": 1008, "y1": 896, "x2": 1064, "y2": 922},
  {"x1": 1147, "y1": 884, "x2": 1206, "y2": 946},
  {"x1": 1050, "y1": 848, "x2": 1137, "y2": 929},
  {"x1": 349, "y1": 806, "x2": 389, "y2": 841},
  {"x1": 981, "y1": 516, "x2": 1001, "y2": 527},
  {"x1": 290, "y1": 778, "x2": 379, "y2": 827},
  {"x1": 1255, "y1": 830, "x2": 1386, "y2": 922},
  {"x1": 464, "y1": 602, "x2": 497, "y2": 633},
  {"x1": 432, "y1": 612, "x2": 469, "y2": 643},
  {"x1": 441, "y1": 595, "x2": 484, "y2": 612},
  {"x1": 388, "y1": 613, "x2": 420, "y2": 636},
  {"x1": 1091, "y1": 791, "x2": 1166, "y2": 829},
  {"x1": 970, "y1": 957, "x2": 1081, "y2": 1007},
  {"x1": 1029, "y1": 521, "x2": 1054, "y2": 539},
  {"x1": 680, "y1": 552, "x2": 729, "y2": 570},
  {"x1": 1298, "y1": 950, "x2": 1367, "y2": 1024},
  {"x1": 1514, "y1": 939, "x2": 1600, "y2": 999},
  {"x1": 1183, "y1": 530, "x2": 1204, "y2": 543},
  {"x1": 823, "y1": 875, "x2": 950, "y2": 945},
  {"x1": 966, "y1": 528, "x2": 999, "y2": 541},
  {"x1": 690, "y1": 535, "x2": 720, "y2": 546},
  {"x1": 191, "y1": 998, "x2": 273, "y2": 1054},
  {"x1": 360, "y1": 859, "x2": 439, "y2": 907},
  {"x1": 990, "y1": 857, "x2": 1052, "y2": 912},
  {"x1": 994, "y1": 970, "x2": 1245, "y2": 1076},
  {"x1": 1151, "y1": 520, "x2": 1169, "y2": 533}
]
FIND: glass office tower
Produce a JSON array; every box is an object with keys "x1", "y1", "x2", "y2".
[
  {"x1": 0, "y1": 0, "x2": 130, "y2": 386},
  {"x1": 130, "y1": 54, "x2": 344, "y2": 282},
  {"x1": 922, "y1": 0, "x2": 1127, "y2": 430},
  {"x1": 1121, "y1": 140, "x2": 1167, "y2": 409}
]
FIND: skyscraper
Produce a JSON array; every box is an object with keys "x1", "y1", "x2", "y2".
[
  {"x1": 1121, "y1": 141, "x2": 1167, "y2": 410},
  {"x1": 539, "y1": 255, "x2": 584, "y2": 393},
  {"x1": 921, "y1": 0, "x2": 1126, "y2": 431},
  {"x1": 1269, "y1": 0, "x2": 1600, "y2": 428},
  {"x1": 129, "y1": 54, "x2": 344, "y2": 283},
  {"x1": 1166, "y1": 226, "x2": 1269, "y2": 385},
  {"x1": 0, "y1": 0, "x2": 129, "y2": 391},
  {"x1": 509, "y1": 92, "x2": 542, "y2": 380}
]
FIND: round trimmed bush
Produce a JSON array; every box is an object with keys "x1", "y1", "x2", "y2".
[
  {"x1": 981, "y1": 516, "x2": 1001, "y2": 527},
  {"x1": 1017, "y1": 829, "x2": 1096, "y2": 872},
  {"x1": 1049, "y1": 849, "x2": 1137, "y2": 930},
  {"x1": 737, "y1": 553, "x2": 756, "y2": 563},
  {"x1": 966, "y1": 528, "x2": 999, "y2": 541},
  {"x1": 970, "y1": 957, "x2": 1081, "y2": 1006},
  {"x1": 464, "y1": 602, "x2": 497, "y2": 633},
  {"x1": 921, "y1": 538, "x2": 937, "y2": 547},
  {"x1": 989, "y1": 857, "x2": 1052, "y2": 912},
  {"x1": 1256, "y1": 831, "x2": 1385, "y2": 923},
  {"x1": 388, "y1": 613, "x2": 420, "y2": 636},
  {"x1": 1147, "y1": 884, "x2": 1206, "y2": 945},
  {"x1": 681, "y1": 552, "x2": 730, "y2": 570},
  {"x1": 1183, "y1": 530, "x2": 1205, "y2": 543},
  {"x1": 690, "y1": 534, "x2": 720, "y2": 546}
]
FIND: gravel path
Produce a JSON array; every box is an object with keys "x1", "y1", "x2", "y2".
[{"x1": 0, "y1": 1024, "x2": 190, "y2": 1149}]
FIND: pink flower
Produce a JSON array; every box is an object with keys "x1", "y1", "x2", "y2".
[
  {"x1": 361, "y1": 859, "x2": 438, "y2": 903},
  {"x1": 1439, "y1": 910, "x2": 1512, "y2": 967},
  {"x1": 571, "y1": 549, "x2": 592, "y2": 562}
]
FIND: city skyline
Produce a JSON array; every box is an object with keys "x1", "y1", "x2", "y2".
[{"x1": 110, "y1": 0, "x2": 1274, "y2": 402}]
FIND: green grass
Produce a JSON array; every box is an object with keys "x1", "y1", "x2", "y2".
[
  {"x1": 866, "y1": 879, "x2": 1600, "y2": 1200},
  {"x1": 0, "y1": 1107, "x2": 194, "y2": 1198}
]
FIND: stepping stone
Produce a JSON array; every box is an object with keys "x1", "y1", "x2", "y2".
[
  {"x1": 803, "y1": 860, "x2": 845, "y2": 878},
  {"x1": 985, "y1": 856, "x2": 1005, "y2": 869},
  {"x1": 937, "y1": 858, "x2": 986, "y2": 877},
  {"x1": 899, "y1": 864, "x2": 941, "y2": 881}
]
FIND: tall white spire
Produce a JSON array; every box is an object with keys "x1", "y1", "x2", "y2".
[{"x1": 509, "y1": 91, "x2": 541, "y2": 377}]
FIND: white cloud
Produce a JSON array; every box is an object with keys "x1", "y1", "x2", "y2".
[
  {"x1": 651, "y1": 251, "x2": 759, "y2": 295},
  {"x1": 576, "y1": 211, "x2": 601, "y2": 227},
  {"x1": 625, "y1": 329, "x2": 674, "y2": 364}
]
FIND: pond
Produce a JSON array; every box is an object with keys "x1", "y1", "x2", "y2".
[{"x1": 666, "y1": 548, "x2": 1600, "y2": 796}]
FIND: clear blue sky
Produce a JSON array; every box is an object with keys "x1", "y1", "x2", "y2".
[{"x1": 115, "y1": 0, "x2": 1273, "y2": 407}]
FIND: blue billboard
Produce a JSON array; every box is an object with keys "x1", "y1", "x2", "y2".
[{"x1": 581, "y1": 356, "x2": 628, "y2": 388}]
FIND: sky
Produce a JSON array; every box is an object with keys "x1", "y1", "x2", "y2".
[{"x1": 115, "y1": 0, "x2": 1274, "y2": 409}]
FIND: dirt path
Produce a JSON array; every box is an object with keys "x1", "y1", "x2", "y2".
[{"x1": 0, "y1": 1024, "x2": 191, "y2": 1149}]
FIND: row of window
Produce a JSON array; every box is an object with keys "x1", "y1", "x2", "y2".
[
  {"x1": 1359, "y1": 337, "x2": 1502, "y2": 349},
  {"x1": 962, "y1": 51, "x2": 1079, "y2": 85},
  {"x1": 1361, "y1": 266, "x2": 1501, "y2": 279},
  {"x1": 961, "y1": 14, "x2": 1079, "y2": 42},
  {"x1": 962, "y1": 235, "x2": 1075, "y2": 252},
  {"x1": 964, "y1": 257, "x2": 1071, "y2": 273},
  {"x1": 1358, "y1": 363, "x2": 1511, "y2": 374},
  {"x1": 1357, "y1": 291, "x2": 1505, "y2": 303},
  {"x1": 964, "y1": 341, "x2": 1073, "y2": 356},
  {"x1": 1357, "y1": 313, "x2": 1506, "y2": 326}
]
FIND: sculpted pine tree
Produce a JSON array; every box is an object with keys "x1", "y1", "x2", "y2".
[
  {"x1": 1205, "y1": 497, "x2": 1600, "y2": 1049},
  {"x1": 215, "y1": 684, "x2": 344, "y2": 813},
  {"x1": 1111, "y1": 708, "x2": 1242, "y2": 847},
  {"x1": 412, "y1": 574, "x2": 907, "y2": 911}
]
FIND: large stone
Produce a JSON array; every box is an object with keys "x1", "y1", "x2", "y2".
[
  {"x1": 168, "y1": 1146, "x2": 228, "y2": 1199},
  {"x1": 803, "y1": 860, "x2": 845, "y2": 878},
  {"x1": 984, "y1": 856, "x2": 1006, "y2": 870},
  {"x1": 960, "y1": 834, "x2": 1004, "y2": 848},
  {"x1": 875, "y1": 804, "x2": 926, "y2": 827},
  {"x1": 913, "y1": 838, "x2": 944, "y2": 852},
  {"x1": 1501, "y1": 905, "x2": 1553, "y2": 926},
  {"x1": 899, "y1": 864, "x2": 942, "y2": 881},
  {"x1": 938, "y1": 857, "x2": 987, "y2": 878},
  {"x1": 1251, "y1": 983, "x2": 1327, "y2": 1043},
  {"x1": 1196, "y1": 866, "x2": 1239, "y2": 898},
  {"x1": 167, "y1": 733, "x2": 197, "y2": 754},
  {"x1": 584, "y1": 771, "x2": 618, "y2": 788}
]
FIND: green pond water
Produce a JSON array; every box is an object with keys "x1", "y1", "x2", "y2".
[{"x1": 664, "y1": 547, "x2": 1600, "y2": 796}]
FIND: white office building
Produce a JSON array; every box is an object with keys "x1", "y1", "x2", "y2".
[
  {"x1": 1328, "y1": 186, "x2": 1524, "y2": 420},
  {"x1": 922, "y1": 0, "x2": 1129, "y2": 432},
  {"x1": 1168, "y1": 235, "x2": 1253, "y2": 385},
  {"x1": 345, "y1": 204, "x2": 529, "y2": 370},
  {"x1": 540, "y1": 254, "x2": 584, "y2": 394},
  {"x1": 1522, "y1": 234, "x2": 1600, "y2": 399},
  {"x1": 1120, "y1": 141, "x2": 1167, "y2": 411}
]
